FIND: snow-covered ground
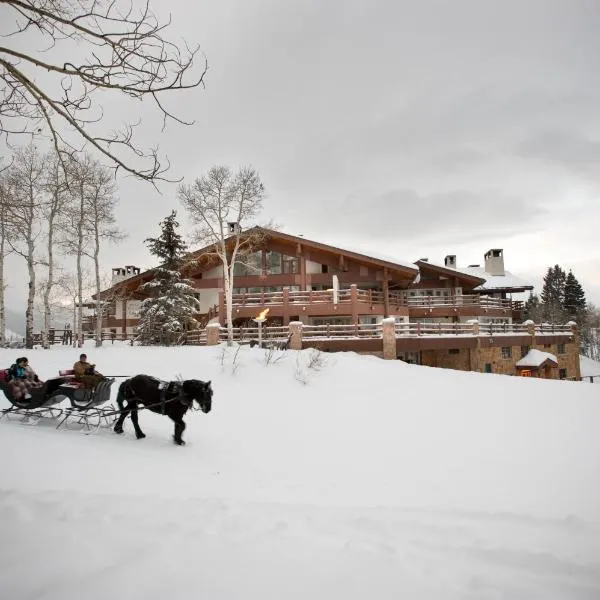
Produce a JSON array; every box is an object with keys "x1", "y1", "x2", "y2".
[
  {"x1": 1, "y1": 343, "x2": 600, "y2": 599},
  {"x1": 581, "y1": 354, "x2": 600, "y2": 382}
]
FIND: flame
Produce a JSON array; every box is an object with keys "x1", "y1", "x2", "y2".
[{"x1": 256, "y1": 308, "x2": 270, "y2": 321}]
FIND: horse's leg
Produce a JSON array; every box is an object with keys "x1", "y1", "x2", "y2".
[
  {"x1": 170, "y1": 411, "x2": 186, "y2": 446},
  {"x1": 113, "y1": 400, "x2": 132, "y2": 434},
  {"x1": 130, "y1": 405, "x2": 146, "y2": 440}
]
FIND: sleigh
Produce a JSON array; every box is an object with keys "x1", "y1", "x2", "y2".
[{"x1": 0, "y1": 368, "x2": 116, "y2": 433}]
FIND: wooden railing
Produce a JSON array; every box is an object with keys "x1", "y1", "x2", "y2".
[{"x1": 230, "y1": 289, "x2": 522, "y2": 311}]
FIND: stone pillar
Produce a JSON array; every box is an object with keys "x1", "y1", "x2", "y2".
[
  {"x1": 382, "y1": 317, "x2": 396, "y2": 360},
  {"x1": 289, "y1": 321, "x2": 303, "y2": 350},
  {"x1": 467, "y1": 319, "x2": 480, "y2": 371},
  {"x1": 568, "y1": 321, "x2": 581, "y2": 379},
  {"x1": 206, "y1": 323, "x2": 221, "y2": 345},
  {"x1": 523, "y1": 319, "x2": 536, "y2": 349}
]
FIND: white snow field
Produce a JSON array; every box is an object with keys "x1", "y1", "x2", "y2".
[
  {"x1": 1, "y1": 342, "x2": 600, "y2": 599},
  {"x1": 580, "y1": 355, "x2": 600, "y2": 382}
]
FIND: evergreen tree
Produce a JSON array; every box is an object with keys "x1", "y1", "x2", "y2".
[
  {"x1": 540, "y1": 264, "x2": 567, "y2": 323},
  {"x1": 524, "y1": 293, "x2": 543, "y2": 322},
  {"x1": 136, "y1": 211, "x2": 200, "y2": 345},
  {"x1": 563, "y1": 270, "x2": 586, "y2": 319}
]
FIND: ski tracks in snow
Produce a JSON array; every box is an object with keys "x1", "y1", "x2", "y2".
[{"x1": 1, "y1": 490, "x2": 600, "y2": 599}]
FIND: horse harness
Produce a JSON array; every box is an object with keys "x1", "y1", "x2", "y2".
[{"x1": 126, "y1": 377, "x2": 192, "y2": 415}]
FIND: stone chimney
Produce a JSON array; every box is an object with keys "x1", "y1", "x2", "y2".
[
  {"x1": 111, "y1": 265, "x2": 140, "y2": 285},
  {"x1": 228, "y1": 221, "x2": 241, "y2": 235},
  {"x1": 444, "y1": 255, "x2": 456, "y2": 269},
  {"x1": 484, "y1": 249, "x2": 505, "y2": 276}
]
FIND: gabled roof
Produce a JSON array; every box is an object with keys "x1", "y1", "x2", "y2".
[
  {"x1": 95, "y1": 226, "x2": 418, "y2": 299},
  {"x1": 414, "y1": 260, "x2": 486, "y2": 288},
  {"x1": 516, "y1": 349, "x2": 558, "y2": 368},
  {"x1": 460, "y1": 266, "x2": 534, "y2": 293}
]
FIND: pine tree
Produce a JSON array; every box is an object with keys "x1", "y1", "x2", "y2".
[
  {"x1": 563, "y1": 270, "x2": 586, "y2": 319},
  {"x1": 524, "y1": 293, "x2": 543, "y2": 322},
  {"x1": 136, "y1": 211, "x2": 200, "y2": 345},
  {"x1": 540, "y1": 265, "x2": 567, "y2": 323}
]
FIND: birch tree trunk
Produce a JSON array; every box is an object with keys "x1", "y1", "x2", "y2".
[
  {"x1": 42, "y1": 191, "x2": 57, "y2": 349},
  {"x1": 76, "y1": 179, "x2": 85, "y2": 348},
  {"x1": 93, "y1": 223, "x2": 103, "y2": 347}
]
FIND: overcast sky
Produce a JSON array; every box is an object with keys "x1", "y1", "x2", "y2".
[{"x1": 4, "y1": 0, "x2": 600, "y2": 308}]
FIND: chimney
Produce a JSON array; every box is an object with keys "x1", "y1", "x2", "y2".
[
  {"x1": 484, "y1": 249, "x2": 505, "y2": 276},
  {"x1": 111, "y1": 267, "x2": 125, "y2": 285},
  {"x1": 444, "y1": 255, "x2": 456, "y2": 269},
  {"x1": 228, "y1": 222, "x2": 241, "y2": 235},
  {"x1": 111, "y1": 266, "x2": 140, "y2": 285}
]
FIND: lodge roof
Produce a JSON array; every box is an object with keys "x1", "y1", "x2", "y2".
[{"x1": 96, "y1": 226, "x2": 419, "y2": 299}]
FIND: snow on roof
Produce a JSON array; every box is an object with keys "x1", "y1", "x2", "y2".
[
  {"x1": 459, "y1": 266, "x2": 533, "y2": 291},
  {"x1": 516, "y1": 349, "x2": 558, "y2": 368},
  {"x1": 415, "y1": 259, "x2": 484, "y2": 282},
  {"x1": 277, "y1": 230, "x2": 417, "y2": 272}
]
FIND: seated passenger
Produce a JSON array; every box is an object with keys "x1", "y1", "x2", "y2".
[
  {"x1": 8, "y1": 357, "x2": 43, "y2": 401},
  {"x1": 73, "y1": 353, "x2": 105, "y2": 388}
]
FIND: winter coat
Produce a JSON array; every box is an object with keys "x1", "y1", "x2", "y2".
[
  {"x1": 8, "y1": 364, "x2": 28, "y2": 380},
  {"x1": 73, "y1": 360, "x2": 95, "y2": 378}
]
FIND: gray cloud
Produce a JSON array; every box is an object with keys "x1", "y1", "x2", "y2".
[
  {"x1": 515, "y1": 131, "x2": 600, "y2": 180},
  {"x1": 335, "y1": 189, "x2": 548, "y2": 243}
]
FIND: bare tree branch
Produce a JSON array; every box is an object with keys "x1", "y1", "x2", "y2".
[{"x1": 0, "y1": 0, "x2": 207, "y2": 183}]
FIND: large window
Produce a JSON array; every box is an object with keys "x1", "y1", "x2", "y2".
[
  {"x1": 266, "y1": 251, "x2": 282, "y2": 274},
  {"x1": 233, "y1": 251, "x2": 262, "y2": 276},
  {"x1": 283, "y1": 255, "x2": 299, "y2": 274}
]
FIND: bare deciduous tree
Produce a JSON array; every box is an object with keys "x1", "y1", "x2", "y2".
[
  {"x1": 3, "y1": 144, "x2": 45, "y2": 348},
  {"x1": 0, "y1": 0, "x2": 207, "y2": 182},
  {"x1": 178, "y1": 165, "x2": 266, "y2": 345},
  {"x1": 0, "y1": 176, "x2": 13, "y2": 345},
  {"x1": 82, "y1": 162, "x2": 126, "y2": 347},
  {"x1": 40, "y1": 150, "x2": 69, "y2": 348}
]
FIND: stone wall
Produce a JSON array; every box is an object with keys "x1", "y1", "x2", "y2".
[{"x1": 421, "y1": 348, "x2": 472, "y2": 371}]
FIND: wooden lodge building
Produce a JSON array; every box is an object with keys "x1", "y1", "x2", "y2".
[{"x1": 92, "y1": 227, "x2": 580, "y2": 379}]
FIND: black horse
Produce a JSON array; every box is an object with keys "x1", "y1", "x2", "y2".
[{"x1": 113, "y1": 375, "x2": 212, "y2": 445}]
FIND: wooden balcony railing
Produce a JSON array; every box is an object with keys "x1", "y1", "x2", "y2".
[{"x1": 229, "y1": 289, "x2": 523, "y2": 311}]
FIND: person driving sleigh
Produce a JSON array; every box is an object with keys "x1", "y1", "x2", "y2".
[{"x1": 73, "y1": 353, "x2": 105, "y2": 388}]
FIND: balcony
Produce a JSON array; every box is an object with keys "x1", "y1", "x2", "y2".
[{"x1": 224, "y1": 287, "x2": 524, "y2": 322}]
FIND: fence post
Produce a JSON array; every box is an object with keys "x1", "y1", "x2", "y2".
[
  {"x1": 382, "y1": 317, "x2": 396, "y2": 360},
  {"x1": 567, "y1": 321, "x2": 581, "y2": 380},
  {"x1": 289, "y1": 321, "x2": 303, "y2": 350},
  {"x1": 350, "y1": 284, "x2": 359, "y2": 324},
  {"x1": 283, "y1": 286, "x2": 290, "y2": 324},
  {"x1": 206, "y1": 323, "x2": 221, "y2": 346}
]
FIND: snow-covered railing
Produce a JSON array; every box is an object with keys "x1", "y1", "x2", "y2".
[
  {"x1": 218, "y1": 325, "x2": 290, "y2": 342},
  {"x1": 394, "y1": 322, "x2": 474, "y2": 336},
  {"x1": 535, "y1": 323, "x2": 572, "y2": 334},
  {"x1": 301, "y1": 323, "x2": 382, "y2": 339}
]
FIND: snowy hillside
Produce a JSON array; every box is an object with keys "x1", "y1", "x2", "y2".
[
  {"x1": 581, "y1": 354, "x2": 600, "y2": 381},
  {"x1": 1, "y1": 343, "x2": 600, "y2": 599}
]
